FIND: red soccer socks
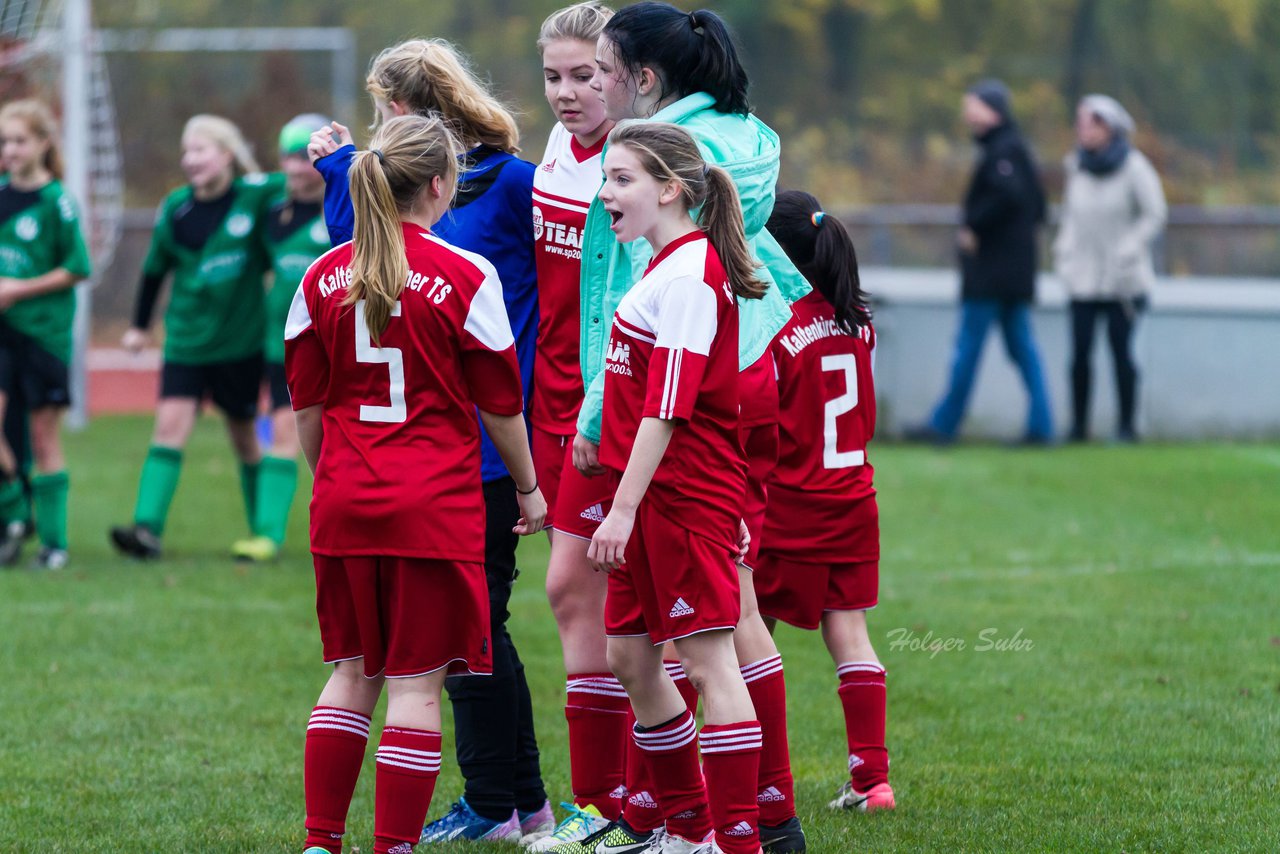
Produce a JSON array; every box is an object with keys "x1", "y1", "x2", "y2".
[
  {"x1": 837, "y1": 662, "x2": 890, "y2": 791},
  {"x1": 699, "y1": 721, "x2": 763, "y2": 854},
  {"x1": 304, "y1": 706, "x2": 371, "y2": 854},
  {"x1": 566, "y1": 673, "x2": 630, "y2": 819},
  {"x1": 373, "y1": 726, "x2": 442, "y2": 854}
]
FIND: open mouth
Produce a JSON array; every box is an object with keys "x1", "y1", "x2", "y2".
[{"x1": 606, "y1": 208, "x2": 623, "y2": 227}]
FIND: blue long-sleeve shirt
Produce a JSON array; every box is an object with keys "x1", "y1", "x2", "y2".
[{"x1": 316, "y1": 144, "x2": 538, "y2": 483}]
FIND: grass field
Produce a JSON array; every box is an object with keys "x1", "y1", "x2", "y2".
[{"x1": 2, "y1": 416, "x2": 1278, "y2": 853}]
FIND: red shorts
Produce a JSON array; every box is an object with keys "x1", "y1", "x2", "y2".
[
  {"x1": 739, "y1": 422, "x2": 779, "y2": 570},
  {"x1": 752, "y1": 552, "x2": 878, "y2": 630},
  {"x1": 533, "y1": 427, "x2": 573, "y2": 529},
  {"x1": 314, "y1": 554, "x2": 493, "y2": 678},
  {"x1": 552, "y1": 454, "x2": 619, "y2": 539},
  {"x1": 605, "y1": 499, "x2": 741, "y2": 644}
]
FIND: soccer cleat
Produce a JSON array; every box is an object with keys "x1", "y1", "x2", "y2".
[
  {"x1": 572, "y1": 817, "x2": 653, "y2": 854},
  {"x1": 827, "y1": 780, "x2": 895, "y2": 812},
  {"x1": 518, "y1": 799, "x2": 557, "y2": 845},
  {"x1": 110, "y1": 524, "x2": 162, "y2": 559},
  {"x1": 302, "y1": 848, "x2": 335, "y2": 854},
  {"x1": 0, "y1": 519, "x2": 28, "y2": 566},
  {"x1": 759, "y1": 816, "x2": 806, "y2": 852},
  {"x1": 33, "y1": 547, "x2": 68, "y2": 571},
  {"x1": 231, "y1": 534, "x2": 280, "y2": 562},
  {"x1": 420, "y1": 798, "x2": 522, "y2": 843},
  {"x1": 643, "y1": 828, "x2": 720, "y2": 853},
  {"x1": 527, "y1": 803, "x2": 609, "y2": 851}
]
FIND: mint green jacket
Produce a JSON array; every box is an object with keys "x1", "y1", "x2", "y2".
[{"x1": 576, "y1": 92, "x2": 811, "y2": 442}]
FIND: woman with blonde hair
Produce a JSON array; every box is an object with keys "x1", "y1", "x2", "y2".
[
  {"x1": 0, "y1": 98, "x2": 91, "y2": 569},
  {"x1": 1055, "y1": 94, "x2": 1167, "y2": 443},
  {"x1": 309, "y1": 37, "x2": 551, "y2": 843},
  {"x1": 110, "y1": 114, "x2": 280, "y2": 559},
  {"x1": 287, "y1": 113, "x2": 545, "y2": 854}
]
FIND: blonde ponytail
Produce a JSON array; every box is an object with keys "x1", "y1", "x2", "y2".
[
  {"x1": 367, "y1": 38, "x2": 521, "y2": 153},
  {"x1": 607, "y1": 121, "x2": 767, "y2": 300},
  {"x1": 345, "y1": 114, "x2": 461, "y2": 345}
]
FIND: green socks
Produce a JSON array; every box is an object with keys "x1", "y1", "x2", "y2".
[
  {"x1": 134, "y1": 445, "x2": 183, "y2": 535},
  {"x1": 239, "y1": 460, "x2": 261, "y2": 531},
  {"x1": 253, "y1": 455, "x2": 298, "y2": 545},
  {"x1": 0, "y1": 475, "x2": 25, "y2": 525},
  {"x1": 32, "y1": 470, "x2": 69, "y2": 550}
]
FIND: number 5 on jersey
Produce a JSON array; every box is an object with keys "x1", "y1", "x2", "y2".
[
  {"x1": 355, "y1": 299, "x2": 406, "y2": 423},
  {"x1": 822, "y1": 353, "x2": 865, "y2": 469}
]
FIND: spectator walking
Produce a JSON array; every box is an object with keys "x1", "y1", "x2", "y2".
[
  {"x1": 907, "y1": 80, "x2": 1053, "y2": 445},
  {"x1": 1055, "y1": 94, "x2": 1166, "y2": 443}
]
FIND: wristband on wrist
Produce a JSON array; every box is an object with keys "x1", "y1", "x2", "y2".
[{"x1": 516, "y1": 480, "x2": 538, "y2": 496}]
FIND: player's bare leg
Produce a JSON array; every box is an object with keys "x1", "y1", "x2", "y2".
[
  {"x1": 821, "y1": 609, "x2": 893, "y2": 813},
  {"x1": 152, "y1": 397, "x2": 199, "y2": 449},
  {"x1": 547, "y1": 533, "x2": 610, "y2": 675}
]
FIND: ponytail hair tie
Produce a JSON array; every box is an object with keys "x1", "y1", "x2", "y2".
[
  {"x1": 703, "y1": 164, "x2": 712, "y2": 179},
  {"x1": 689, "y1": 10, "x2": 699, "y2": 28},
  {"x1": 372, "y1": 148, "x2": 385, "y2": 163},
  {"x1": 811, "y1": 211, "x2": 826, "y2": 228}
]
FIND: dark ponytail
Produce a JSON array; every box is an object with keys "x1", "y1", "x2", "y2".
[
  {"x1": 766, "y1": 190, "x2": 871, "y2": 334},
  {"x1": 603, "y1": 2, "x2": 750, "y2": 116}
]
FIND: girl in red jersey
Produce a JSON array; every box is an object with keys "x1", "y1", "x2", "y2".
[
  {"x1": 590, "y1": 121, "x2": 765, "y2": 854},
  {"x1": 527, "y1": 5, "x2": 631, "y2": 848},
  {"x1": 758, "y1": 191, "x2": 894, "y2": 813},
  {"x1": 285, "y1": 114, "x2": 546, "y2": 854}
]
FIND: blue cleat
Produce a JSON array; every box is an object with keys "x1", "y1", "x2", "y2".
[{"x1": 420, "y1": 797, "x2": 521, "y2": 843}]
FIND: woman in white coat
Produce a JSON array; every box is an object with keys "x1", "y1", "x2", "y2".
[{"x1": 1055, "y1": 94, "x2": 1166, "y2": 442}]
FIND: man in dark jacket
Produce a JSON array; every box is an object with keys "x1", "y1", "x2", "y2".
[{"x1": 909, "y1": 79, "x2": 1055, "y2": 444}]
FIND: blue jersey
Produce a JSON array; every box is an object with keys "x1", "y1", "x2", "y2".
[{"x1": 317, "y1": 144, "x2": 538, "y2": 483}]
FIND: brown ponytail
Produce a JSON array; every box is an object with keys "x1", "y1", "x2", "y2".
[
  {"x1": 606, "y1": 121, "x2": 766, "y2": 299},
  {"x1": 345, "y1": 114, "x2": 460, "y2": 345}
]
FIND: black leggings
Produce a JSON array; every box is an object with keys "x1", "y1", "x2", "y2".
[
  {"x1": 444, "y1": 476, "x2": 547, "y2": 821},
  {"x1": 1069, "y1": 297, "x2": 1146, "y2": 438}
]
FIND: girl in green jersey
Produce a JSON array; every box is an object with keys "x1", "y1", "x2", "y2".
[
  {"x1": 231, "y1": 114, "x2": 332, "y2": 562},
  {"x1": 0, "y1": 99, "x2": 91, "y2": 570},
  {"x1": 111, "y1": 115, "x2": 281, "y2": 559}
]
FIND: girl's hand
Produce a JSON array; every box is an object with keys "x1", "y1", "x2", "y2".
[
  {"x1": 307, "y1": 121, "x2": 353, "y2": 164},
  {"x1": 512, "y1": 486, "x2": 547, "y2": 536},
  {"x1": 736, "y1": 518, "x2": 751, "y2": 564},
  {"x1": 121, "y1": 327, "x2": 150, "y2": 353},
  {"x1": 588, "y1": 507, "x2": 634, "y2": 573},
  {"x1": 573, "y1": 432, "x2": 604, "y2": 476}
]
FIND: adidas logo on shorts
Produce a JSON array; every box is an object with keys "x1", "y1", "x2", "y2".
[
  {"x1": 848, "y1": 753, "x2": 865, "y2": 771},
  {"x1": 610, "y1": 784, "x2": 629, "y2": 800},
  {"x1": 757, "y1": 786, "x2": 786, "y2": 803},
  {"x1": 669, "y1": 597, "x2": 695, "y2": 618},
  {"x1": 580, "y1": 503, "x2": 606, "y2": 523},
  {"x1": 628, "y1": 790, "x2": 658, "y2": 809},
  {"x1": 725, "y1": 821, "x2": 755, "y2": 837}
]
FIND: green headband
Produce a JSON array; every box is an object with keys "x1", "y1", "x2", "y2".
[{"x1": 278, "y1": 122, "x2": 316, "y2": 156}]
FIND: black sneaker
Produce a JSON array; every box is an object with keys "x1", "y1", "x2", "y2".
[
  {"x1": 0, "y1": 519, "x2": 27, "y2": 566},
  {"x1": 760, "y1": 816, "x2": 807, "y2": 853},
  {"x1": 110, "y1": 524, "x2": 162, "y2": 559}
]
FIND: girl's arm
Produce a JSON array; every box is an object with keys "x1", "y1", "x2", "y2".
[
  {"x1": 477, "y1": 409, "x2": 546, "y2": 535},
  {"x1": 0, "y1": 267, "x2": 80, "y2": 309},
  {"x1": 587, "y1": 416, "x2": 675, "y2": 572},
  {"x1": 309, "y1": 123, "x2": 358, "y2": 247},
  {"x1": 294, "y1": 405, "x2": 323, "y2": 475}
]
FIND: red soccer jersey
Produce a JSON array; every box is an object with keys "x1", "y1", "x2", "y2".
[
  {"x1": 284, "y1": 223, "x2": 524, "y2": 560},
  {"x1": 531, "y1": 123, "x2": 605, "y2": 435},
  {"x1": 764, "y1": 290, "x2": 878, "y2": 562},
  {"x1": 599, "y1": 231, "x2": 746, "y2": 547}
]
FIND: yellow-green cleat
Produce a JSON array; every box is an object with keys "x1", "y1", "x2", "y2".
[{"x1": 231, "y1": 535, "x2": 279, "y2": 562}]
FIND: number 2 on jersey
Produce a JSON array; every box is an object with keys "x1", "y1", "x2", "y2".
[
  {"x1": 355, "y1": 300, "x2": 406, "y2": 423},
  {"x1": 821, "y1": 353, "x2": 865, "y2": 469}
]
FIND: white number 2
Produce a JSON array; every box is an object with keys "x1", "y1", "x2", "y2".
[
  {"x1": 355, "y1": 299, "x2": 406, "y2": 423},
  {"x1": 821, "y1": 353, "x2": 865, "y2": 469}
]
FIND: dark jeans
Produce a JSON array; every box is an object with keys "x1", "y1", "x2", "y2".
[
  {"x1": 928, "y1": 298, "x2": 1054, "y2": 440},
  {"x1": 1069, "y1": 297, "x2": 1146, "y2": 439},
  {"x1": 444, "y1": 476, "x2": 546, "y2": 820}
]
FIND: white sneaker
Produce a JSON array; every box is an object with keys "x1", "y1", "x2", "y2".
[
  {"x1": 646, "y1": 828, "x2": 721, "y2": 854},
  {"x1": 526, "y1": 802, "x2": 609, "y2": 850}
]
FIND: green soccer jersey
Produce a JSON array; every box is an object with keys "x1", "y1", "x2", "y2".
[
  {"x1": 261, "y1": 197, "x2": 328, "y2": 364},
  {"x1": 142, "y1": 173, "x2": 284, "y2": 365},
  {"x1": 0, "y1": 176, "x2": 92, "y2": 363}
]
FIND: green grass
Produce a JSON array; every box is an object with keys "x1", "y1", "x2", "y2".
[{"x1": 2, "y1": 417, "x2": 1278, "y2": 852}]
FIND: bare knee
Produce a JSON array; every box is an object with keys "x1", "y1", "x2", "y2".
[
  {"x1": 152, "y1": 399, "x2": 198, "y2": 448},
  {"x1": 30, "y1": 408, "x2": 64, "y2": 472}
]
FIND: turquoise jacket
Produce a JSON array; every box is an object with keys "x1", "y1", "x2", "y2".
[{"x1": 576, "y1": 92, "x2": 811, "y2": 442}]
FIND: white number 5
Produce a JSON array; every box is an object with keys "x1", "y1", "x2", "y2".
[
  {"x1": 355, "y1": 299, "x2": 406, "y2": 423},
  {"x1": 821, "y1": 353, "x2": 864, "y2": 469}
]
